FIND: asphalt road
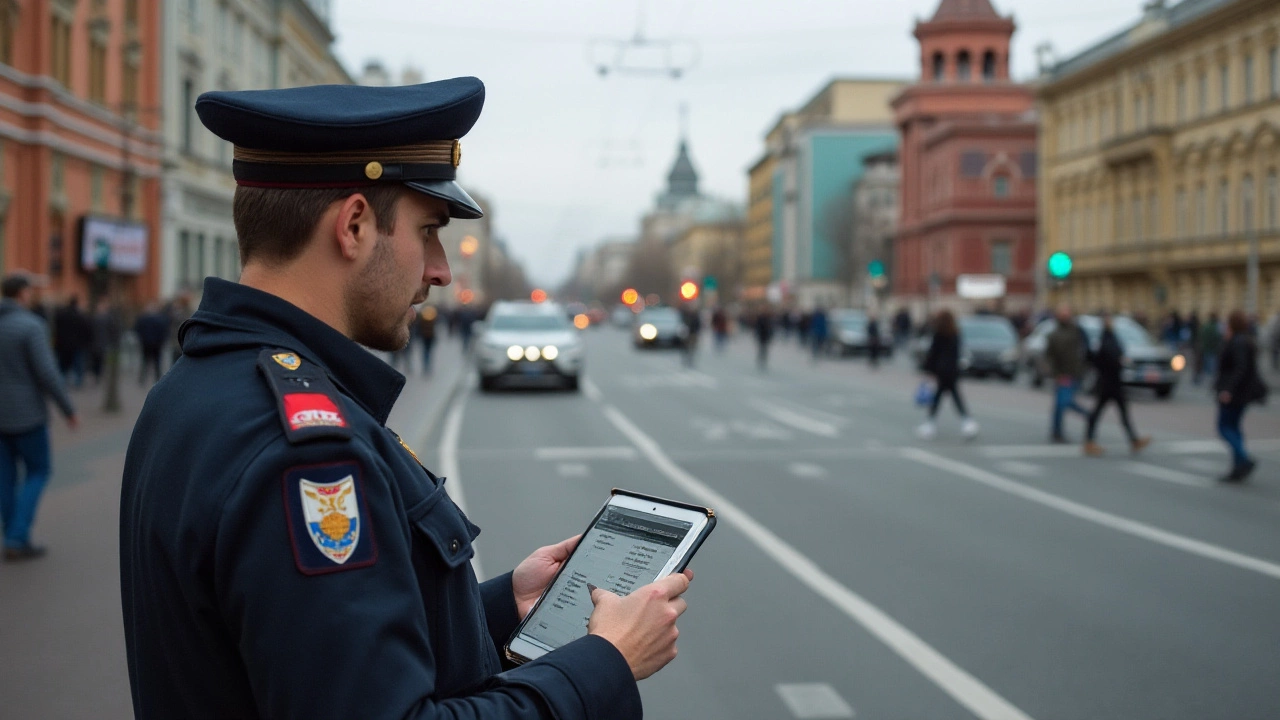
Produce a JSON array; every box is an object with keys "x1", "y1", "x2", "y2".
[{"x1": 427, "y1": 327, "x2": 1280, "y2": 720}]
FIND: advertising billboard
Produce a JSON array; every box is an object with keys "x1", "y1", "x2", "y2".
[{"x1": 79, "y1": 216, "x2": 148, "y2": 274}]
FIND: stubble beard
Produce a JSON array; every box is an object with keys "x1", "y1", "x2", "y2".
[{"x1": 347, "y1": 234, "x2": 422, "y2": 352}]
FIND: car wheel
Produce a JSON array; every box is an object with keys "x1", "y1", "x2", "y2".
[
  {"x1": 565, "y1": 376, "x2": 580, "y2": 392},
  {"x1": 1155, "y1": 384, "x2": 1174, "y2": 399},
  {"x1": 479, "y1": 375, "x2": 497, "y2": 392}
]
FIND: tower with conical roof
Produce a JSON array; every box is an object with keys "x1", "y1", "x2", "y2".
[
  {"x1": 890, "y1": 0, "x2": 1037, "y2": 314},
  {"x1": 664, "y1": 140, "x2": 700, "y2": 201}
]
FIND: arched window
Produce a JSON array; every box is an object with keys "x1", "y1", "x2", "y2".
[
  {"x1": 957, "y1": 51, "x2": 971, "y2": 82},
  {"x1": 982, "y1": 50, "x2": 996, "y2": 81},
  {"x1": 1242, "y1": 174, "x2": 1255, "y2": 232},
  {"x1": 932, "y1": 52, "x2": 945, "y2": 81}
]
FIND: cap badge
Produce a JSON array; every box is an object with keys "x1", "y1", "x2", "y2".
[
  {"x1": 272, "y1": 352, "x2": 301, "y2": 371},
  {"x1": 452, "y1": 140, "x2": 462, "y2": 167},
  {"x1": 364, "y1": 161, "x2": 384, "y2": 180}
]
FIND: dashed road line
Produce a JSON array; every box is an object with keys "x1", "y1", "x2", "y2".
[
  {"x1": 555, "y1": 462, "x2": 590, "y2": 478},
  {"x1": 787, "y1": 462, "x2": 829, "y2": 479},
  {"x1": 533, "y1": 446, "x2": 637, "y2": 461},
  {"x1": 750, "y1": 399, "x2": 840, "y2": 438},
  {"x1": 776, "y1": 683, "x2": 856, "y2": 719},
  {"x1": 1122, "y1": 461, "x2": 1213, "y2": 488}
]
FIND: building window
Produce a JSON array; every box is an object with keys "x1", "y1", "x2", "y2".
[
  {"x1": 1133, "y1": 94, "x2": 1143, "y2": 131},
  {"x1": 957, "y1": 50, "x2": 971, "y2": 82},
  {"x1": 51, "y1": 14, "x2": 72, "y2": 86},
  {"x1": 960, "y1": 151, "x2": 986, "y2": 177},
  {"x1": 1198, "y1": 71, "x2": 1208, "y2": 116},
  {"x1": 1176, "y1": 187, "x2": 1187, "y2": 237},
  {"x1": 1219, "y1": 178, "x2": 1230, "y2": 234},
  {"x1": 1220, "y1": 63, "x2": 1229, "y2": 112},
  {"x1": 196, "y1": 233, "x2": 206, "y2": 282},
  {"x1": 182, "y1": 79, "x2": 196, "y2": 154},
  {"x1": 187, "y1": 0, "x2": 201, "y2": 33},
  {"x1": 1020, "y1": 152, "x2": 1037, "y2": 178},
  {"x1": 993, "y1": 176, "x2": 1009, "y2": 197},
  {"x1": 1243, "y1": 175, "x2": 1255, "y2": 232},
  {"x1": 1114, "y1": 90, "x2": 1123, "y2": 135},
  {"x1": 1271, "y1": 47, "x2": 1279, "y2": 99},
  {"x1": 1245, "y1": 54, "x2": 1255, "y2": 104},
  {"x1": 990, "y1": 241, "x2": 1012, "y2": 275},
  {"x1": 213, "y1": 237, "x2": 224, "y2": 279},
  {"x1": 1196, "y1": 183, "x2": 1207, "y2": 235},
  {"x1": 179, "y1": 230, "x2": 190, "y2": 285},
  {"x1": 0, "y1": 2, "x2": 16, "y2": 65},
  {"x1": 89, "y1": 40, "x2": 108, "y2": 103},
  {"x1": 982, "y1": 50, "x2": 996, "y2": 82},
  {"x1": 1149, "y1": 191, "x2": 1158, "y2": 240},
  {"x1": 125, "y1": 0, "x2": 139, "y2": 28},
  {"x1": 1176, "y1": 78, "x2": 1186, "y2": 122},
  {"x1": 91, "y1": 166, "x2": 104, "y2": 210},
  {"x1": 1132, "y1": 196, "x2": 1143, "y2": 240},
  {"x1": 1147, "y1": 89, "x2": 1155, "y2": 127},
  {"x1": 1269, "y1": 170, "x2": 1279, "y2": 229}
]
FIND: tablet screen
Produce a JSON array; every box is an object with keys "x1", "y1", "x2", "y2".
[{"x1": 518, "y1": 506, "x2": 695, "y2": 654}]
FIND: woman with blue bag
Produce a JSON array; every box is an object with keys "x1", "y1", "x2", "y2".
[{"x1": 917, "y1": 309, "x2": 979, "y2": 440}]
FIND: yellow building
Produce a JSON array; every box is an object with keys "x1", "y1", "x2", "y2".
[
  {"x1": 743, "y1": 153, "x2": 775, "y2": 300},
  {"x1": 670, "y1": 220, "x2": 745, "y2": 300},
  {"x1": 1039, "y1": 0, "x2": 1280, "y2": 318}
]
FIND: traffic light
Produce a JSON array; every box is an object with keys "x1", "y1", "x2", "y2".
[
  {"x1": 867, "y1": 259, "x2": 885, "y2": 278},
  {"x1": 1047, "y1": 252, "x2": 1073, "y2": 281},
  {"x1": 679, "y1": 281, "x2": 699, "y2": 301},
  {"x1": 530, "y1": 288, "x2": 548, "y2": 303},
  {"x1": 621, "y1": 288, "x2": 639, "y2": 306}
]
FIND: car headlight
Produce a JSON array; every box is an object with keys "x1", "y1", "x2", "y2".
[
  {"x1": 506, "y1": 345, "x2": 524, "y2": 362},
  {"x1": 524, "y1": 346, "x2": 541, "y2": 362},
  {"x1": 1171, "y1": 354, "x2": 1186, "y2": 372},
  {"x1": 639, "y1": 323, "x2": 657, "y2": 340},
  {"x1": 542, "y1": 345, "x2": 559, "y2": 361}
]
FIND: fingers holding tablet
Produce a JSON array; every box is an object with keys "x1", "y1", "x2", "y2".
[{"x1": 588, "y1": 572, "x2": 695, "y2": 680}]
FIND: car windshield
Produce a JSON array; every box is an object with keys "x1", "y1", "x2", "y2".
[
  {"x1": 640, "y1": 308, "x2": 681, "y2": 325},
  {"x1": 833, "y1": 313, "x2": 867, "y2": 330},
  {"x1": 961, "y1": 319, "x2": 1016, "y2": 342},
  {"x1": 489, "y1": 314, "x2": 571, "y2": 332}
]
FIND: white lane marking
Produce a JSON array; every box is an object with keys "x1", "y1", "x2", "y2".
[
  {"x1": 691, "y1": 417, "x2": 732, "y2": 441},
  {"x1": 750, "y1": 399, "x2": 840, "y2": 438},
  {"x1": 903, "y1": 448, "x2": 1280, "y2": 581},
  {"x1": 788, "y1": 462, "x2": 828, "y2": 479},
  {"x1": 440, "y1": 379, "x2": 485, "y2": 581},
  {"x1": 731, "y1": 420, "x2": 794, "y2": 441},
  {"x1": 556, "y1": 462, "x2": 590, "y2": 478},
  {"x1": 979, "y1": 445, "x2": 1080, "y2": 459},
  {"x1": 534, "y1": 446, "x2": 638, "y2": 461},
  {"x1": 772, "y1": 400, "x2": 848, "y2": 426},
  {"x1": 601, "y1": 405, "x2": 1035, "y2": 720},
  {"x1": 582, "y1": 376, "x2": 603, "y2": 401},
  {"x1": 776, "y1": 683, "x2": 855, "y2": 719},
  {"x1": 1181, "y1": 458, "x2": 1223, "y2": 473},
  {"x1": 1123, "y1": 462, "x2": 1213, "y2": 489},
  {"x1": 981, "y1": 438, "x2": 1280, "y2": 459},
  {"x1": 996, "y1": 461, "x2": 1043, "y2": 477}
]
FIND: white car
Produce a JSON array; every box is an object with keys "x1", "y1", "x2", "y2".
[{"x1": 475, "y1": 302, "x2": 584, "y2": 392}]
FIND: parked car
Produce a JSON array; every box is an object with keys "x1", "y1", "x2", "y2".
[
  {"x1": 910, "y1": 314, "x2": 1019, "y2": 380},
  {"x1": 475, "y1": 301, "x2": 584, "y2": 392},
  {"x1": 826, "y1": 310, "x2": 892, "y2": 357},
  {"x1": 1021, "y1": 315, "x2": 1185, "y2": 397},
  {"x1": 633, "y1": 306, "x2": 687, "y2": 348}
]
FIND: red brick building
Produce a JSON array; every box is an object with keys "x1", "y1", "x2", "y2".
[
  {"x1": 891, "y1": 0, "x2": 1037, "y2": 316},
  {"x1": 0, "y1": 0, "x2": 162, "y2": 306}
]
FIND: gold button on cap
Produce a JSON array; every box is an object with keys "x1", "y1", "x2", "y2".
[{"x1": 365, "y1": 161, "x2": 383, "y2": 180}]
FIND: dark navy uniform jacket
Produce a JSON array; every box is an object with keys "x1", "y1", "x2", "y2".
[{"x1": 120, "y1": 277, "x2": 640, "y2": 719}]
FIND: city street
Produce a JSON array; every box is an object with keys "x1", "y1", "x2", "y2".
[{"x1": 3, "y1": 329, "x2": 1280, "y2": 719}]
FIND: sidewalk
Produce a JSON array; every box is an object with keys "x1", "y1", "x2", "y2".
[{"x1": 0, "y1": 336, "x2": 468, "y2": 719}]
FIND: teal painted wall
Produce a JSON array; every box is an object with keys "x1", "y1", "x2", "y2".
[{"x1": 808, "y1": 133, "x2": 897, "y2": 280}]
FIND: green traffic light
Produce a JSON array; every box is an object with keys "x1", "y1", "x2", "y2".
[
  {"x1": 867, "y1": 260, "x2": 885, "y2": 278},
  {"x1": 1047, "y1": 252, "x2": 1073, "y2": 280}
]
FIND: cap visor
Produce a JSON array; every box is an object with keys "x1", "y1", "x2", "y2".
[{"x1": 404, "y1": 180, "x2": 483, "y2": 220}]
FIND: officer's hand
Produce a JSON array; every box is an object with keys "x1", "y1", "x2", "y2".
[
  {"x1": 512, "y1": 534, "x2": 581, "y2": 619},
  {"x1": 587, "y1": 569, "x2": 693, "y2": 680}
]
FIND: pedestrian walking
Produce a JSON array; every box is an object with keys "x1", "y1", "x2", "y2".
[
  {"x1": 754, "y1": 307, "x2": 774, "y2": 371},
  {"x1": 417, "y1": 305, "x2": 438, "y2": 374},
  {"x1": 87, "y1": 298, "x2": 114, "y2": 385},
  {"x1": 120, "y1": 79, "x2": 691, "y2": 719},
  {"x1": 1046, "y1": 304, "x2": 1090, "y2": 442},
  {"x1": 809, "y1": 306, "x2": 828, "y2": 362},
  {"x1": 456, "y1": 305, "x2": 476, "y2": 353},
  {"x1": 711, "y1": 306, "x2": 729, "y2": 353},
  {"x1": 893, "y1": 307, "x2": 912, "y2": 348},
  {"x1": 1193, "y1": 312, "x2": 1222, "y2": 385},
  {"x1": 866, "y1": 312, "x2": 883, "y2": 368},
  {"x1": 133, "y1": 302, "x2": 169, "y2": 385},
  {"x1": 1083, "y1": 313, "x2": 1151, "y2": 456},
  {"x1": 1214, "y1": 310, "x2": 1269, "y2": 482},
  {"x1": 53, "y1": 295, "x2": 90, "y2": 388},
  {"x1": 917, "y1": 309, "x2": 979, "y2": 440},
  {"x1": 681, "y1": 305, "x2": 702, "y2": 367},
  {"x1": 0, "y1": 273, "x2": 78, "y2": 561}
]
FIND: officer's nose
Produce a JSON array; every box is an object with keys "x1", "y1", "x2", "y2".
[{"x1": 425, "y1": 239, "x2": 451, "y2": 287}]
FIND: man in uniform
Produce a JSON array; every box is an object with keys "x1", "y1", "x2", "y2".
[{"x1": 120, "y1": 77, "x2": 693, "y2": 719}]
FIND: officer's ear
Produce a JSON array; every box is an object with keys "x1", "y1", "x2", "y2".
[{"x1": 332, "y1": 193, "x2": 378, "y2": 262}]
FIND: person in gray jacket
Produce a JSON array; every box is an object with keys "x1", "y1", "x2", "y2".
[{"x1": 0, "y1": 273, "x2": 78, "y2": 560}]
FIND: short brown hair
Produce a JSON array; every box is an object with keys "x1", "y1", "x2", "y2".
[{"x1": 232, "y1": 185, "x2": 403, "y2": 265}]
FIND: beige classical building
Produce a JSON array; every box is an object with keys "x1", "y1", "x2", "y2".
[
  {"x1": 742, "y1": 153, "x2": 775, "y2": 301},
  {"x1": 669, "y1": 220, "x2": 745, "y2": 301},
  {"x1": 1039, "y1": 0, "x2": 1280, "y2": 318}
]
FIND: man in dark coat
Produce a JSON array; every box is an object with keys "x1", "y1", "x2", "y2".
[
  {"x1": 1082, "y1": 313, "x2": 1151, "y2": 456},
  {"x1": 1214, "y1": 310, "x2": 1268, "y2": 481},
  {"x1": 918, "y1": 309, "x2": 978, "y2": 440},
  {"x1": 120, "y1": 79, "x2": 692, "y2": 720},
  {"x1": 53, "y1": 295, "x2": 90, "y2": 388},
  {"x1": 754, "y1": 306, "x2": 774, "y2": 371},
  {"x1": 1045, "y1": 305, "x2": 1089, "y2": 442}
]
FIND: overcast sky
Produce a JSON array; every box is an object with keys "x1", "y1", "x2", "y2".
[{"x1": 332, "y1": 0, "x2": 1140, "y2": 287}]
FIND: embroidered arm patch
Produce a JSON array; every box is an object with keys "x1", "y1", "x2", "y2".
[{"x1": 282, "y1": 461, "x2": 378, "y2": 575}]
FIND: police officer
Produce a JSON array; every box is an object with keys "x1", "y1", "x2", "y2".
[{"x1": 120, "y1": 78, "x2": 692, "y2": 719}]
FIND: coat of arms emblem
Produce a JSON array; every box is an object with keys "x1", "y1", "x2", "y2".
[{"x1": 299, "y1": 476, "x2": 360, "y2": 564}]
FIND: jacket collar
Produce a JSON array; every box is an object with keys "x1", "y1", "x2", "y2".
[{"x1": 180, "y1": 277, "x2": 406, "y2": 425}]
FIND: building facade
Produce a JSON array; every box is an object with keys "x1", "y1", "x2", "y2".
[
  {"x1": 892, "y1": 0, "x2": 1038, "y2": 318},
  {"x1": 1039, "y1": 0, "x2": 1280, "y2": 318},
  {"x1": 0, "y1": 0, "x2": 164, "y2": 306},
  {"x1": 755, "y1": 78, "x2": 905, "y2": 309},
  {"x1": 670, "y1": 220, "x2": 745, "y2": 302},
  {"x1": 160, "y1": 0, "x2": 351, "y2": 298},
  {"x1": 742, "y1": 153, "x2": 775, "y2": 301},
  {"x1": 850, "y1": 149, "x2": 900, "y2": 306}
]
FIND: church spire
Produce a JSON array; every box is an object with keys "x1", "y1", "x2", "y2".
[{"x1": 665, "y1": 104, "x2": 699, "y2": 199}]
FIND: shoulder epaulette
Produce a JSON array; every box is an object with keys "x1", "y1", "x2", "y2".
[{"x1": 256, "y1": 348, "x2": 354, "y2": 444}]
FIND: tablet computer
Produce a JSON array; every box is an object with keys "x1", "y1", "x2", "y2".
[{"x1": 504, "y1": 488, "x2": 715, "y2": 664}]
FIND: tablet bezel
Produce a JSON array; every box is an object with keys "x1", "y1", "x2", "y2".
[{"x1": 504, "y1": 491, "x2": 711, "y2": 664}]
